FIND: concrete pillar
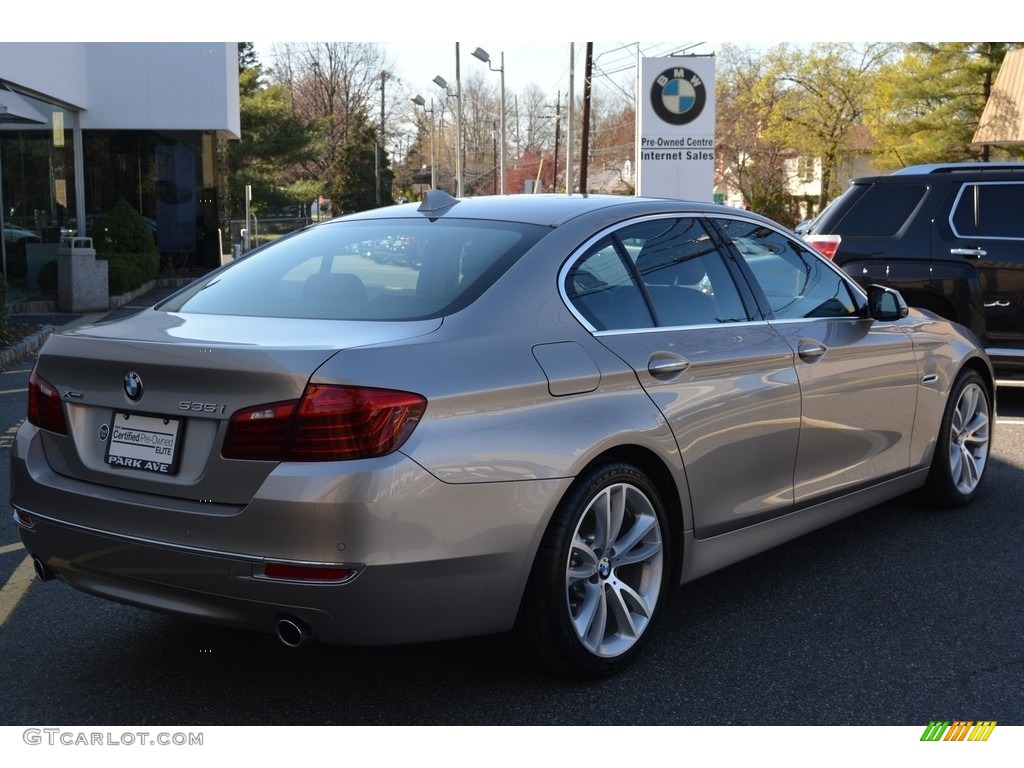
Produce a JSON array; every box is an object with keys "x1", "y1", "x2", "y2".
[{"x1": 57, "y1": 236, "x2": 109, "y2": 313}]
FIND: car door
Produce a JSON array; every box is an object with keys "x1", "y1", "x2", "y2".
[
  {"x1": 947, "y1": 180, "x2": 1024, "y2": 347},
  {"x1": 563, "y1": 215, "x2": 801, "y2": 539},
  {"x1": 711, "y1": 216, "x2": 921, "y2": 503}
]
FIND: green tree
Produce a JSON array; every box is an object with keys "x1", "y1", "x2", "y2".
[
  {"x1": 327, "y1": 111, "x2": 393, "y2": 213},
  {"x1": 867, "y1": 43, "x2": 1023, "y2": 170},
  {"x1": 227, "y1": 46, "x2": 317, "y2": 217},
  {"x1": 238, "y1": 41, "x2": 258, "y2": 71}
]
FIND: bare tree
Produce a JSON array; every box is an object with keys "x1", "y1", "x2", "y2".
[
  {"x1": 269, "y1": 42, "x2": 395, "y2": 183},
  {"x1": 515, "y1": 83, "x2": 557, "y2": 156},
  {"x1": 457, "y1": 71, "x2": 503, "y2": 194}
]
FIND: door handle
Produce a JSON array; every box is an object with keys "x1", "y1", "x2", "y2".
[
  {"x1": 648, "y1": 356, "x2": 690, "y2": 376},
  {"x1": 950, "y1": 247, "x2": 987, "y2": 259},
  {"x1": 798, "y1": 341, "x2": 827, "y2": 360}
]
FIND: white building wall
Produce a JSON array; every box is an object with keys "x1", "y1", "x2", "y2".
[{"x1": 0, "y1": 42, "x2": 239, "y2": 137}]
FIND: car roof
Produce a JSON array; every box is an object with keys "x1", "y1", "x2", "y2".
[
  {"x1": 330, "y1": 192, "x2": 756, "y2": 229},
  {"x1": 850, "y1": 162, "x2": 1024, "y2": 183}
]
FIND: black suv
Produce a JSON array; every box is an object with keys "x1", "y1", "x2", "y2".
[{"x1": 805, "y1": 162, "x2": 1024, "y2": 374}]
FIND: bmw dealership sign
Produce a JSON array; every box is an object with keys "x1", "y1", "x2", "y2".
[{"x1": 637, "y1": 56, "x2": 715, "y2": 200}]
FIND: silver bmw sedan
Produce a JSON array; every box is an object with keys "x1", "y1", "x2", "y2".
[{"x1": 13, "y1": 192, "x2": 993, "y2": 677}]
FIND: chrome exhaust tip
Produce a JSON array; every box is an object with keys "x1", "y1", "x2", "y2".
[
  {"x1": 32, "y1": 556, "x2": 55, "y2": 582},
  {"x1": 275, "y1": 616, "x2": 315, "y2": 648}
]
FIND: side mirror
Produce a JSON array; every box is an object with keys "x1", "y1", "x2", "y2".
[{"x1": 866, "y1": 284, "x2": 909, "y2": 321}]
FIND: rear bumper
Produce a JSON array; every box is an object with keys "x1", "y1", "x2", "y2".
[
  {"x1": 12, "y1": 422, "x2": 569, "y2": 646},
  {"x1": 15, "y1": 511, "x2": 535, "y2": 644}
]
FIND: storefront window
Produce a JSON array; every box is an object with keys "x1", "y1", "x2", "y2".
[
  {"x1": 0, "y1": 87, "x2": 77, "y2": 291},
  {"x1": 83, "y1": 131, "x2": 203, "y2": 257}
]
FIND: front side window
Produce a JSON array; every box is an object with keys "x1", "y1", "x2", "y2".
[
  {"x1": 162, "y1": 218, "x2": 546, "y2": 321},
  {"x1": 714, "y1": 218, "x2": 861, "y2": 320}
]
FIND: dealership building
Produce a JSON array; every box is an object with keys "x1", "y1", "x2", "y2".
[{"x1": 0, "y1": 42, "x2": 240, "y2": 288}]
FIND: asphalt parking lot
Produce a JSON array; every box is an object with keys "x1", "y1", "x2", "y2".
[{"x1": 1, "y1": 353, "x2": 1021, "y2": 728}]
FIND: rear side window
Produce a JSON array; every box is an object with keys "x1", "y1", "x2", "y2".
[
  {"x1": 829, "y1": 183, "x2": 927, "y2": 236},
  {"x1": 950, "y1": 182, "x2": 1024, "y2": 238},
  {"x1": 162, "y1": 218, "x2": 546, "y2": 321},
  {"x1": 564, "y1": 217, "x2": 752, "y2": 331}
]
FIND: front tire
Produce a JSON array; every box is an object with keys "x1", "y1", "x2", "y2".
[
  {"x1": 923, "y1": 368, "x2": 991, "y2": 507},
  {"x1": 516, "y1": 461, "x2": 670, "y2": 677}
]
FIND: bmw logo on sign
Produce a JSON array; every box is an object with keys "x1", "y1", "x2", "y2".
[
  {"x1": 124, "y1": 372, "x2": 144, "y2": 401},
  {"x1": 650, "y1": 67, "x2": 707, "y2": 126}
]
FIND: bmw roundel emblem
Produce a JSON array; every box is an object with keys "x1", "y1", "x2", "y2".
[
  {"x1": 650, "y1": 67, "x2": 707, "y2": 126},
  {"x1": 124, "y1": 371, "x2": 144, "y2": 401}
]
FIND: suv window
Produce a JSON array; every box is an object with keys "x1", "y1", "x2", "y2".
[
  {"x1": 950, "y1": 182, "x2": 1024, "y2": 238},
  {"x1": 830, "y1": 183, "x2": 927, "y2": 236}
]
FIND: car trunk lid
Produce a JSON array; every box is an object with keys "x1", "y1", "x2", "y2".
[{"x1": 30, "y1": 308, "x2": 440, "y2": 505}]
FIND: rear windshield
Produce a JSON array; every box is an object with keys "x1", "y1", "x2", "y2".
[
  {"x1": 824, "y1": 182, "x2": 927, "y2": 236},
  {"x1": 162, "y1": 218, "x2": 547, "y2": 320}
]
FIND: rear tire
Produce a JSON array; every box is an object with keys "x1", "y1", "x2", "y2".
[
  {"x1": 516, "y1": 461, "x2": 670, "y2": 678},
  {"x1": 923, "y1": 368, "x2": 991, "y2": 508}
]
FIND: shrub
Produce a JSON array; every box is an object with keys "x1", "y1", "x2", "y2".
[
  {"x1": 38, "y1": 259, "x2": 58, "y2": 295},
  {"x1": 105, "y1": 256, "x2": 146, "y2": 295},
  {"x1": 94, "y1": 199, "x2": 159, "y2": 293}
]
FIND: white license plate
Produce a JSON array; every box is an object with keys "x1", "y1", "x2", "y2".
[{"x1": 105, "y1": 412, "x2": 182, "y2": 474}]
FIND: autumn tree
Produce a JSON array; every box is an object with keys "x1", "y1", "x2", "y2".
[
  {"x1": 581, "y1": 91, "x2": 636, "y2": 194},
  {"x1": 715, "y1": 44, "x2": 797, "y2": 222}
]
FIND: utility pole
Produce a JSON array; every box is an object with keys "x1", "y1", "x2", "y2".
[
  {"x1": 566, "y1": 44, "x2": 574, "y2": 195},
  {"x1": 580, "y1": 43, "x2": 593, "y2": 194},
  {"x1": 376, "y1": 71, "x2": 388, "y2": 206},
  {"x1": 455, "y1": 43, "x2": 464, "y2": 196},
  {"x1": 552, "y1": 91, "x2": 561, "y2": 193}
]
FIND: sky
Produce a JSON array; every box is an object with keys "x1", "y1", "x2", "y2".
[
  {"x1": 255, "y1": 41, "x2": 719, "y2": 108},
  {"x1": 19, "y1": 0, "x2": 988, "y2": 117}
]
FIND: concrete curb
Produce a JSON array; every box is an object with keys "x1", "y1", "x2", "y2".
[
  {"x1": 2, "y1": 276, "x2": 196, "y2": 371},
  {"x1": 0, "y1": 325, "x2": 55, "y2": 370},
  {"x1": 9, "y1": 276, "x2": 195, "y2": 315}
]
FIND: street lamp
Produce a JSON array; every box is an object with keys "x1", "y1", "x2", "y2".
[
  {"x1": 433, "y1": 44, "x2": 464, "y2": 196},
  {"x1": 471, "y1": 46, "x2": 506, "y2": 195},
  {"x1": 432, "y1": 74, "x2": 463, "y2": 197},
  {"x1": 410, "y1": 94, "x2": 437, "y2": 190}
]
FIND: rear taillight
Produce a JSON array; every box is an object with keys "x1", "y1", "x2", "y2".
[
  {"x1": 804, "y1": 234, "x2": 842, "y2": 260},
  {"x1": 222, "y1": 384, "x2": 426, "y2": 462},
  {"x1": 27, "y1": 369, "x2": 68, "y2": 435}
]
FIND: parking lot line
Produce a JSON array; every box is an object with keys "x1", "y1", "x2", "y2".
[
  {"x1": 0, "y1": 554, "x2": 35, "y2": 627},
  {"x1": 0, "y1": 542, "x2": 26, "y2": 555}
]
